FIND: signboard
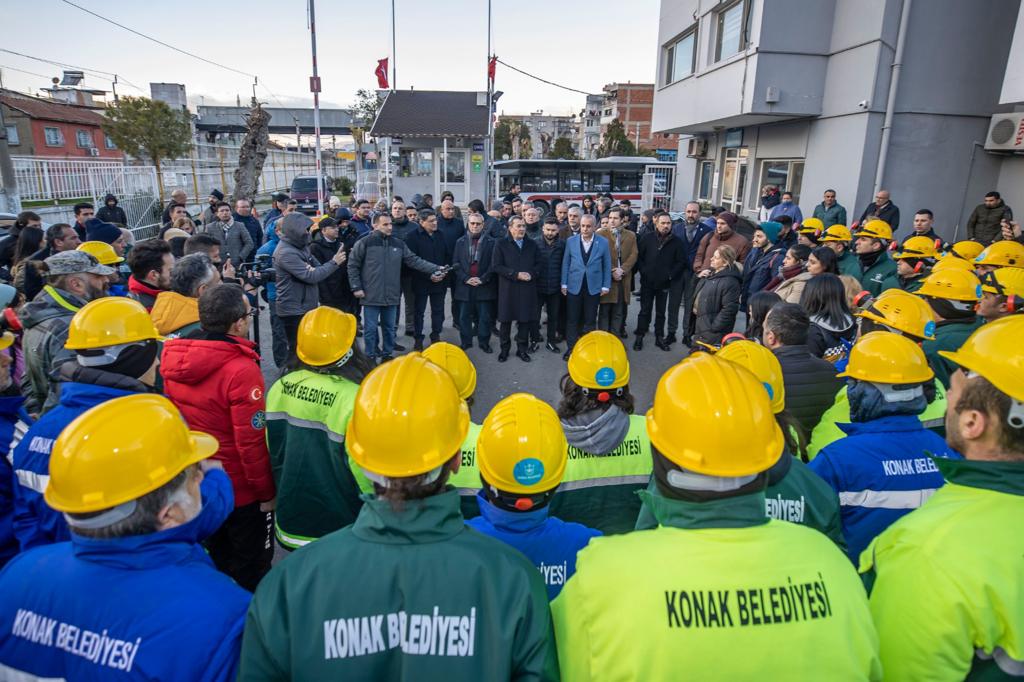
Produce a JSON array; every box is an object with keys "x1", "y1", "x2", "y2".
[
  {"x1": 723, "y1": 128, "x2": 743, "y2": 148},
  {"x1": 472, "y1": 142, "x2": 484, "y2": 152},
  {"x1": 162, "y1": 171, "x2": 177, "y2": 188},
  {"x1": 471, "y1": 153, "x2": 483, "y2": 173},
  {"x1": 309, "y1": 76, "x2": 321, "y2": 93},
  {"x1": 391, "y1": 137, "x2": 403, "y2": 145},
  {"x1": 336, "y1": 151, "x2": 356, "y2": 160}
]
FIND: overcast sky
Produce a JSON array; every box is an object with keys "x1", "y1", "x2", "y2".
[{"x1": 2, "y1": 0, "x2": 660, "y2": 116}]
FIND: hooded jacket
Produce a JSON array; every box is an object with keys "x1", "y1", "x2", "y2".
[
  {"x1": 0, "y1": 469, "x2": 250, "y2": 682},
  {"x1": 692, "y1": 264, "x2": 742, "y2": 345},
  {"x1": 0, "y1": 394, "x2": 31, "y2": 567},
  {"x1": 95, "y1": 194, "x2": 128, "y2": 225},
  {"x1": 552, "y1": 409, "x2": 652, "y2": 534},
  {"x1": 807, "y1": 314, "x2": 856, "y2": 363},
  {"x1": 150, "y1": 291, "x2": 201, "y2": 337},
  {"x1": 810, "y1": 412, "x2": 960, "y2": 561},
  {"x1": 966, "y1": 199, "x2": 1012, "y2": 244},
  {"x1": 237, "y1": 489, "x2": 558, "y2": 680},
  {"x1": 127, "y1": 275, "x2": 163, "y2": 311},
  {"x1": 467, "y1": 492, "x2": 601, "y2": 600},
  {"x1": 12, "y1": 372, "x2": 148, "y2": 551},
  {"x1": 19, "y1": 286, "x2": 89, "y2": 415},
  {"x1": 161, "y1": 333, "x2": 274, "y2": 508},
  {"x1": 273, "y1": 217, "x2": 339, "y2": 317}
]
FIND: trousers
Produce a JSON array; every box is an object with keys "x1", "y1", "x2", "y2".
[{"x1": 205, "y1": 502, "x2": 273, "y2": 593}]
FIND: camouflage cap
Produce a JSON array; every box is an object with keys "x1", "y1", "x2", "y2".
[{"x1": 44, "y1": 250, "x2": 116, "y2": 277}]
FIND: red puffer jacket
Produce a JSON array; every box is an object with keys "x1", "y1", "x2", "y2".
[{"x1": 161, "y1": 332, "x2": 274, "y2": 508}]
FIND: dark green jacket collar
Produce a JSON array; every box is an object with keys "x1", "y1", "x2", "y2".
[
  {"x1": 352, "y1": 488, "x2": 466, "y2": 544},
  {"x1": 639, "y1": 488, "x2": 769, "y2": 530},
  {"x1": 936, "y1": 456, "x2": 1024, "y2": 497}
]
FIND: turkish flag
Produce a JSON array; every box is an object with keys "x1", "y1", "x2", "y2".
[
  {"x1": 375, "y1": 58, "x2": 389, "y2": 89},
  {"x1": 487, "y1": 56, "x2": 497, "y2": 82}
]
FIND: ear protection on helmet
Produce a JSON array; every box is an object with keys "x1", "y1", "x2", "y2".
[
  {"x1": 722, "y1": 332, "x2": 747, "y2": 346},
  {"x1": 853, "y1": 291, "x2": 874, "y2": 309},
  {"x1": 2, "y1": 308, "x2": 21, "y2": 333},
  {"x1": 913, "y1": 260, "x2": 925, "y2": 274},
  {"x1": 1008, "y1": 295, "x2": 1019, "y2": 314},
  {"x1": 581, "y1": 386, "x2": 625, "y2": 403}
]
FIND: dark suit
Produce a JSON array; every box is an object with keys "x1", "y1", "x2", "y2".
[
  {"x1": 405, "y1": 227, "x2": 449, "y2": 342},
  {"x1": 491, "y1": 237, "x2": 540, "y2": 354},
  {"x1": 453, "y1": 232, "x2": 497, "y2": 347}
]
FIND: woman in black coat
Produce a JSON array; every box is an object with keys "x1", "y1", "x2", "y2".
[
  {"x1": 490, "y1": 220, "x2": 540, "y2": 360},
  {"x1": 691, "y1": 244, "x2": 742, "y2": 346}
]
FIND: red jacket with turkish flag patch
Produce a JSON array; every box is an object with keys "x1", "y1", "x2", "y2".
[{"x1": 161, "y1": 332, "x2": 275, "y2": 507}]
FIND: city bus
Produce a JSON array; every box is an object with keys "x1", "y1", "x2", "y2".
[{"x1": 494, "y1": 157, "x2": 673, "y2": 212}]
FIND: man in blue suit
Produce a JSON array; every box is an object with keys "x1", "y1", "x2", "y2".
[{"x1": 560, "y1": 214, "x2": 611, "y2": 360}]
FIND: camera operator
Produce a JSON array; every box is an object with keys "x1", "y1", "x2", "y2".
[
  {"x1": 309, "y1": 216, "x2": 358, "y2": 316},
  {"x1": 274, "y1": 213, "x2": 346, "y2": 364}
]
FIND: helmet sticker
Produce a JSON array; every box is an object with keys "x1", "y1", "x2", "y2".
[
  {"x1": 923, "y1": 320, "x2": 936, "y2": 337},
  {"x1": 763, "y1": 382, "x2": 774, "y2": 400},
  {"x1": 594, "y1": 367, "x2": 616, "y2": 387},
  {"x1": 513, "y1": 458, "x2": 545, "y2": 487}
]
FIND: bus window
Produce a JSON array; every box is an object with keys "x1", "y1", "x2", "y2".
[
  {"x1": 612, "y1": 172, "x2": 640, "y2": 192},
  {"x1": 585, "y1": 171, "x2": 611, "y2": 193},
  {"x1": 559, "y1": 169, "x2": 583, "y2": 192},
  {"x1": 500, "y1": 174, "x2": 519, "y2": 193},
  {"x1": 523, "y1": 171, "x2": 558, "y2": 192}
]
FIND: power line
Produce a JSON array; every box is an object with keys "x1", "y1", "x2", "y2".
[
  {"x1": 0, "y1": 48, "x2": 144, "y2": 91},
  {"x1": 495, "y1": 58, "x2": 593, "y2": 96},
  {"x1": 59, "y1": 0, "x2": 256, "y2": 80},
  {"x1": 0, "y1": 64, "x2": 53, "y2": 81}
]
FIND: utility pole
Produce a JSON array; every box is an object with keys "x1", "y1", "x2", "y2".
[
  {"x1": 391, "y1": 0, "x2": 397, "y2": 90},
  {"x1": 485, "y1": 0, "x2": 493, "y2": 203},
  {"x1": 308, "y1": 0, "x2": 324, "y2": 215},
  {"x1": 0, "y1": 105, "x2": 21, "y2": 214}
]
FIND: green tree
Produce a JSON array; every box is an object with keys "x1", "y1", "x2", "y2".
[
  {"x1": 597, "y1": 118, "x2": 637, "y2": 158},
  {"x1": 102, "y1": 96, "x2": 192, "y2": 202},
  {"x1": 494, "y1": 121, "x2": 513, "y2": 160},
  {"x1": 547, "y1": 137, "x2": 577, "y2": 160},
  {"x1": 351, "y1": 88, "x2": 385, "y2": 147}
]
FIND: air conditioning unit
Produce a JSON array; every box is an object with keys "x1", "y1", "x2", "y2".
[
  {"x1": 984, "y1": 113, "x2": 1024, "y2": 152},
  {"x1": 87, "y1": 148, "x2": 100, "y2": 157},
  {"x1": 686, "y1": 138, "x2": 707, "y2": 158}
]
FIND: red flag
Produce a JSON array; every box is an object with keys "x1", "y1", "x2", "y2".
[
  {"x1": 488, "y1": 56, "x2": 497, "y2": 82},
  {"x1": 375, "y1": 58, "x2": 389, "y2": 89}
]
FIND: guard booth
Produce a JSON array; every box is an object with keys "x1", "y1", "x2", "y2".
[{"x1": 370, "y1": 90, "x2": 490, "y2": 205}]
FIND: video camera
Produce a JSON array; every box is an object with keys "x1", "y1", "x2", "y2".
[{"x1": 238, "y1": 254, "x2": 276, "y2": 287}]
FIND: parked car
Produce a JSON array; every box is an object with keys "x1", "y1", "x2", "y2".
[{"x1": 290, "y1": 175, "x2": 333, "y2": 215}]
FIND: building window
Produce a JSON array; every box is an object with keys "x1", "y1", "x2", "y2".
[
  {"x1": 104, "y1": 134, "x2": 117, "y2": 150},
  {"x1": 698, "y1": 160, "x2": 714, "y2": 201},
  {"x1": 4, "y1": 126, "x2": 18, "y2": 146},
  {"x1": 716, "y1": 0, "x2": 749, "y2": 62},
  {"x1": 398, "y1": 149, "x2": 432, "y2": 177},
  {"x1": 759, "y1": 159, "x2": 805, "y2": 205},
  {"x1": 44, "y1": 127, "x2": 64, "y2": 146},
  {"x1": 664, "y1": 29, "x2": 697, "y2": 84},
  {"x1": 76, "y1": 129, "x2": 94, "y2": 148}
]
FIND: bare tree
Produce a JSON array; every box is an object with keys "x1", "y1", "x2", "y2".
[{"x1": 232, "y1": 103, "x2": 271, "y2": 201}]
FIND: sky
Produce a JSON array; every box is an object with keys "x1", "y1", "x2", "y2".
[{"x1": 1, "y1": 0, "x2": 660, "y2": 116}]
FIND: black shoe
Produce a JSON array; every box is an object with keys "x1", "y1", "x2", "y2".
[
  {"x1": 498, "y1": 351, "x2": 509, "y2": 362},
  {"x1": 562, "y1": 349, "x2": 572, "y2": 361},
  {"x1": 453, "y1": 322, "x2": 461, "y2": 330},
  {"x1": 554, "y1": 333, "x2": 565, "y2": 343},
  {"x1": 479, "y1": 344, "x2": 493, "y2": 354},
  {"x1": 619, "y1": 327, "x2": 628, "y2": 339},
  {"x1": 528, "y1": 342, "x2": 540, "y2": 353},
  {"x1": 517, "y1": 350, "x2": 532, "y2": 362},
  {"x1": 546, "y1": 342, "x2": 560, "y2": 353},
  {"x1": 665, "y1": 334, "x2": 677, "y2": 345},
  {"x1": 392, "y1": 342, "x2": 407, "y2": 352},
  {"x1": 379, "y1": 355, "x2": 393, "y2": 364},
  {"x1": 429, "y1": 335, "x2": 440, "y2": 344},
  {"x1": 404, "y1": 328, "x2": 414, "y2": 337},
  {"x1": 413, "y1": 339, "x2": 424, "y2": 351},
  {"x1": 655, "y1": 337, "x2": 671, "y2": 351},
  {"x1": 633, "y1": 335, "x2": 644, "y2": 351},
  {"x1": 461, "y1": 342, "x2": 473, "y2": 350}
]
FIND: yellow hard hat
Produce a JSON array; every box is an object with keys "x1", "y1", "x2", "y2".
[
  {"x1": 856, "y1": 289, "x2": 937, "y2": 340},
  {"x1": 346, "y1": 353, "x2": 469, "y2": 478},
  {"x1": 895, "y1": 236, "x2": 940, "y2": 260},
  {"x1": 837, "y1": 331, "x2": 934, "y2": 384},
  {"x1": 716, "y1": 340, "x2": 786, "y2": 414},
  {"x1": 932, "y1": 256, "x2": 976, "y2": 273},
  {"x1": 975, "y1": 240, "x2": 1024, "y2": 269},
  {"x1": 820, "y1": 224, "x2": 852, "y2": 242},
  {"x1": 939, "y1": 316, "x2": 1024, "y2": 402},
  {"x1": 567, "y1": 330, "x2": 630, "y2": 389},
  {"x1": 0, "y1": 331, "x2": 14, "y2": 351},
  {"x1": 647, "y1": 353, "x2": 783, "y2": 477},
  {"x1": 799, "y1": 217, "x2": 824, "y2": 234},
  {"x1": 44, "y1": 394, "x2": 219, "y2": 514},
  {"x1": 916, "y1": 268, "x2": 982, "y2": 302},
  {"x1": 77, "y1": 241, "x2": 124, "y2": 265},
  {"x1": 476, "y1": 393, "x2": 567, "y2": 495},
  {"x1": 422, "y1": 342, "x2": 477, "y2": 400},
  {"x1": 980, "y1": 267, "x2": 1024, "y2": 299},
  {"x1": 296, "y1": 307, "x2": 357, "y2": 367},
  {"x1": 854, "y1": 220, "x2": 893, "y2": 241},
  {"x1": 65, "y1": 297, "x2": 162, "y2": 350},
  {"x1": 949, "y1": 240, "x2": 985, "y2": 261}
]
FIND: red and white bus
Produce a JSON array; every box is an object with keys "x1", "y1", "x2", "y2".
[{"x1": 495, "y1": 157, "x2": 673, "y2": 213}]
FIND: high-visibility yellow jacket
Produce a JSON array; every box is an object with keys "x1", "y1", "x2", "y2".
[
  {"x1": 860, "y1": 457, "x2": 1024, "y2": 680},
  {"x1": 552, "y1": 488, "x2": 881, "y2": 681}
]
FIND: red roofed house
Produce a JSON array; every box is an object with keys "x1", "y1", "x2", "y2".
[{"x1": 1, "y1": 89, "x2": 123, "y2": 160}]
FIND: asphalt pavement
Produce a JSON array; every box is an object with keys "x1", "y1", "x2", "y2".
[{"x1": 256, "y1": 294, "x2": 693, "y2": 420}]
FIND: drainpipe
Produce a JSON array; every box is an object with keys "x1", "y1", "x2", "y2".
[
  {"x1": 953, "y1": 141, "x2": 984, "y2": 241},
  {"x1": 873, "y1": 0, "x2": 912, "y2": 195}
]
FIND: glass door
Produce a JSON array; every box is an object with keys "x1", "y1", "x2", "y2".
[
  {"x1": 435, "y1": 149, "x2": 468, "y2": 203},
  {"x1": 719, "y1": 147, "x2": 748, "y2": 213}
]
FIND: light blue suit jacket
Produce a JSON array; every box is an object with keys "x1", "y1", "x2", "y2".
[{"x1": 561, "y1": 234, "x2": 612, "y2": 296}]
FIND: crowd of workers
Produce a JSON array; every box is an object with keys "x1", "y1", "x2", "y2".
[{"x1": 0, "y1": 179, "x2": 1019, "y2": 680}]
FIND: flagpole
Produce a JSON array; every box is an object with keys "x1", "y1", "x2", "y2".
[
  {"x1": 485, "y1": 0, "x2": 493, "y2": 203},
  {"x1": 391, "y1": 0, "x2": 397, "y2": 90}
]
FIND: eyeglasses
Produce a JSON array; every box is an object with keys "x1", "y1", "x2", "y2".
[{"x1": 245, "y1": 307, "x2": 259, "y2": 318}]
